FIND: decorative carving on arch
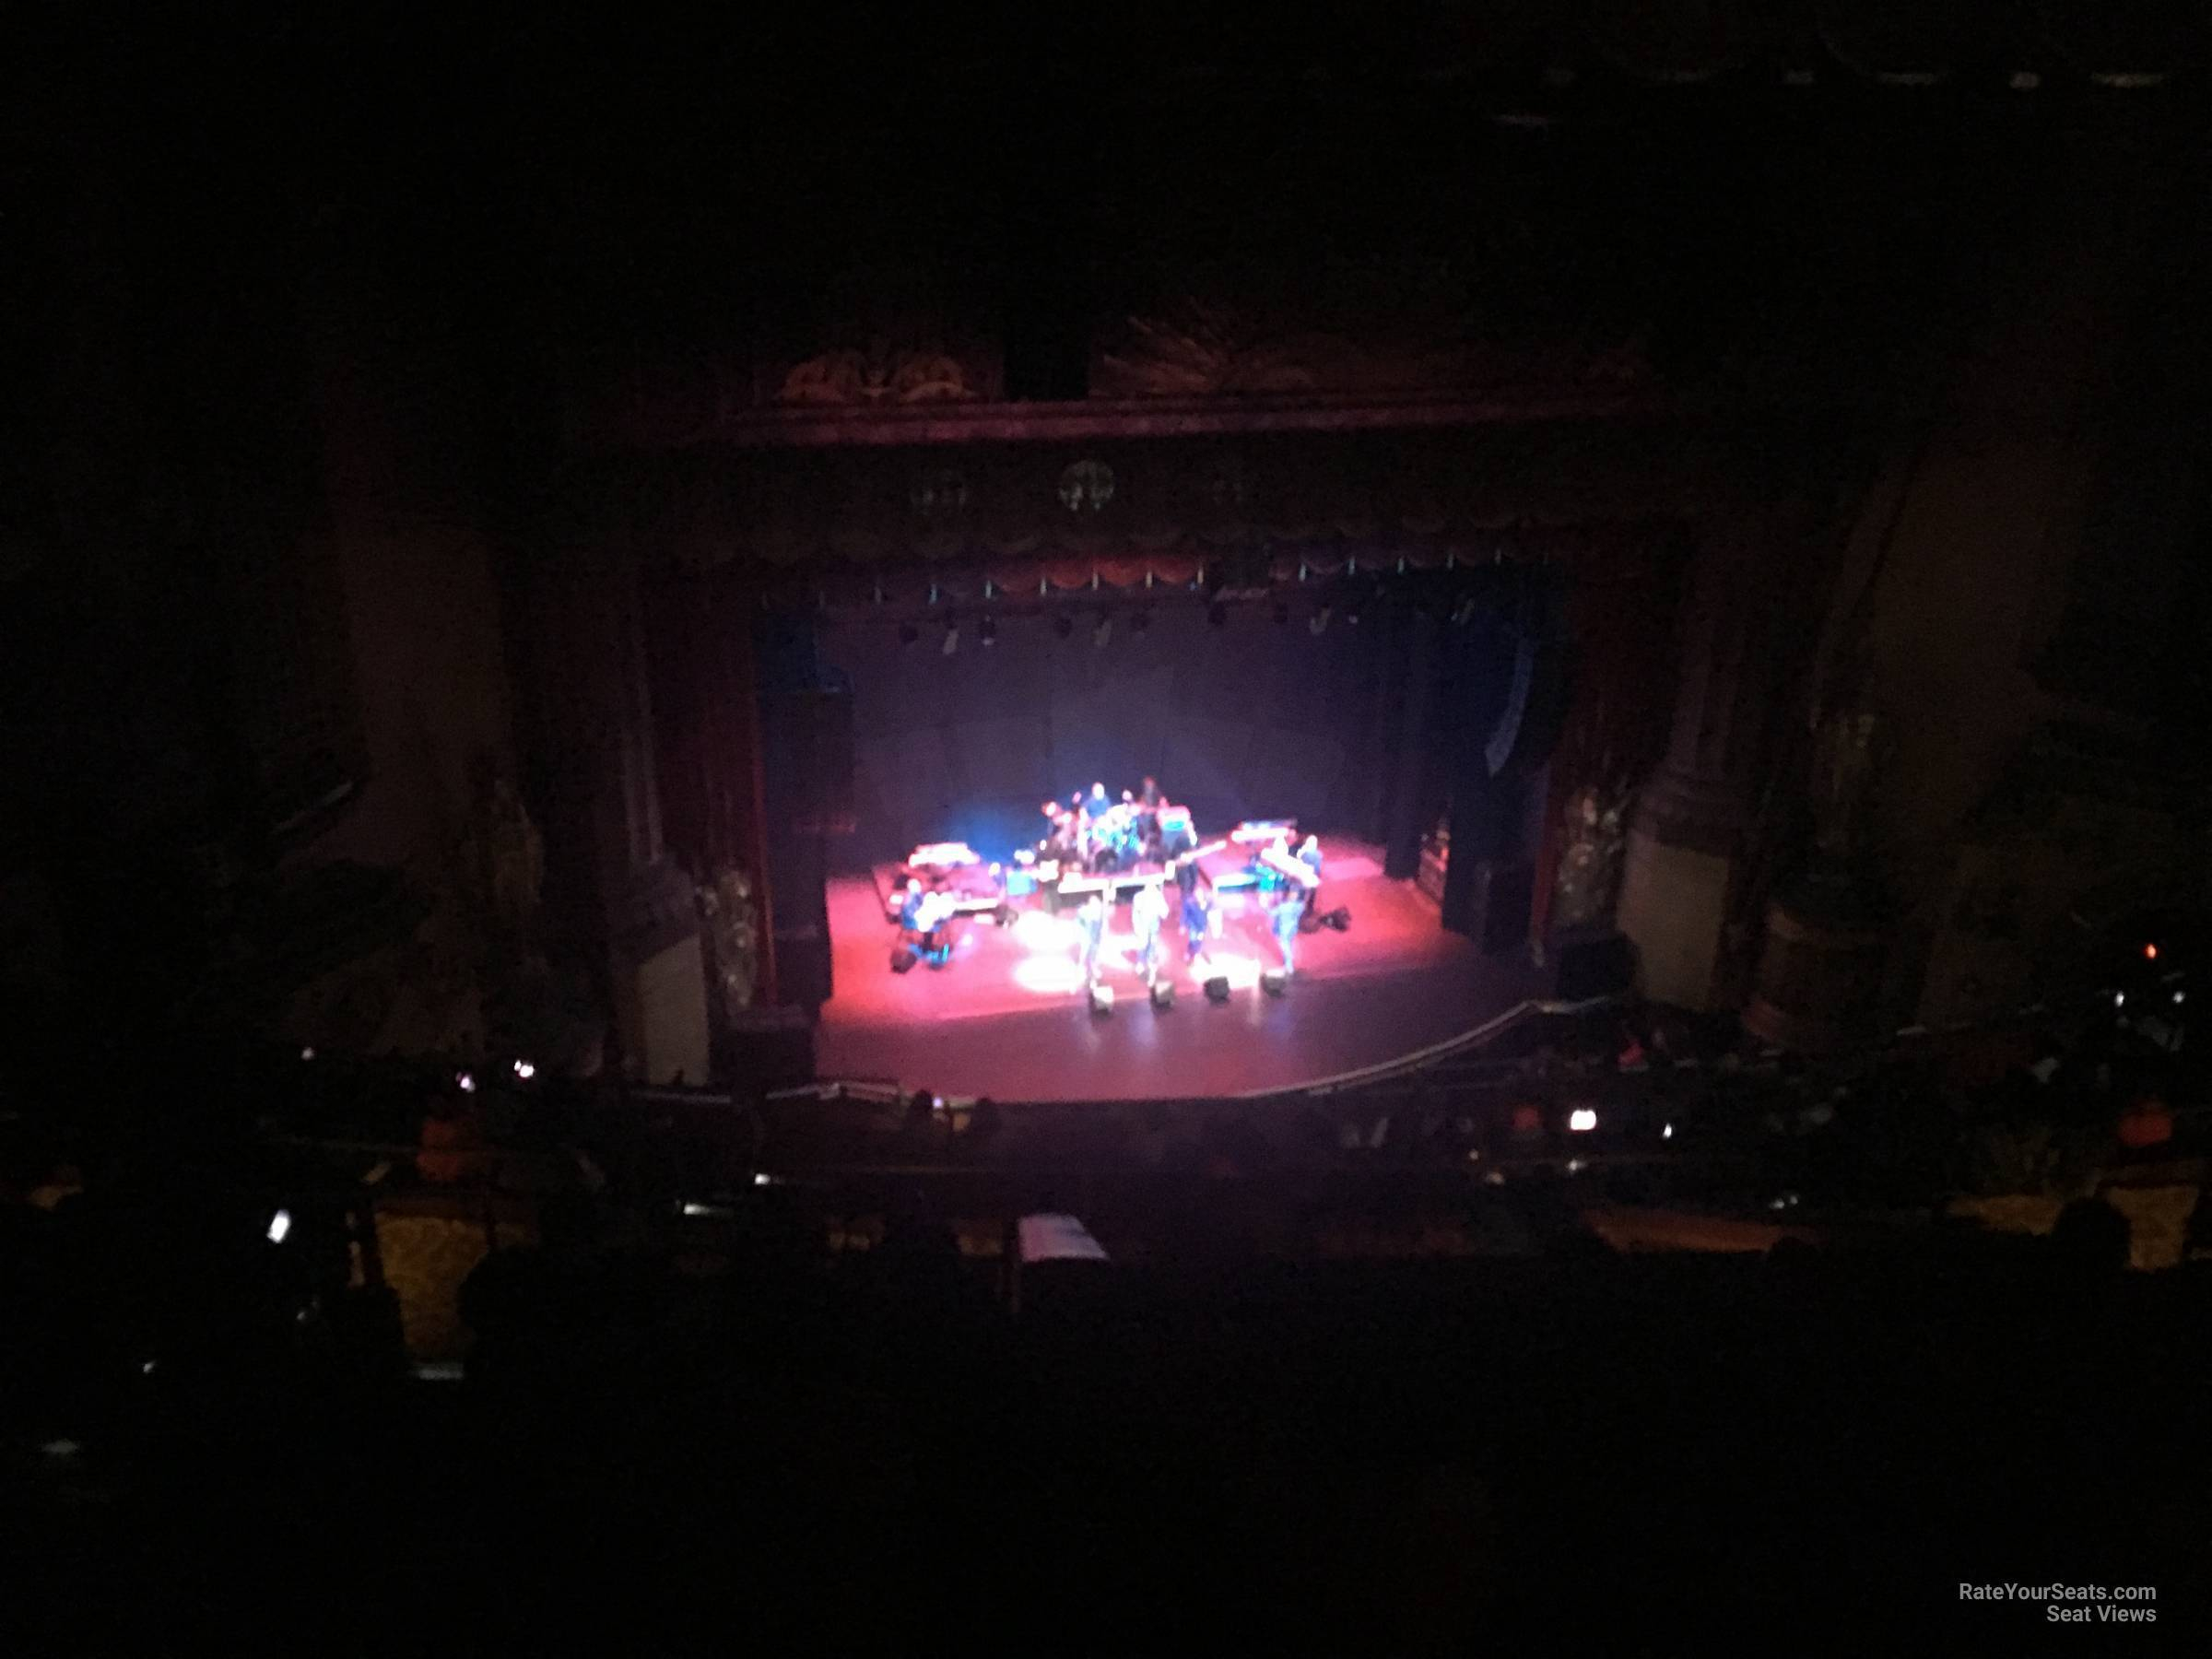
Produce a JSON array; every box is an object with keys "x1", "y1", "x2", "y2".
[
  {"x1": 1093, "y1": 259, "x2": 1651, "y2": 400},
  {"x1": 777, "y1": 338, "x2": 986, "y2": 406}
]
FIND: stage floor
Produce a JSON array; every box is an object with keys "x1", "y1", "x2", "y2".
[{"x1": 817, "y1": 841, "x2": 1540, "y2": 1100}]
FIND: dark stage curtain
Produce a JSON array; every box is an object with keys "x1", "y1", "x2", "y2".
[
  {"x1": 643, "y1": 568, "x2": 785, "y2": 1008},
  {"x1": 1526, "y1": 547, "x2": 1684, "y2": 941},
  {"x1": 753, "y1": 613, "x2": 843, "y2": 1011}
]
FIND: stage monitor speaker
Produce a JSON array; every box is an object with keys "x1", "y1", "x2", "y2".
[
  {"x1": 1088, "y1": 982, "x2": 1114, "y2": 1016},
  {"x1": 1553, "y1": 929, "x2": 1635, "y2": 1001},
  {"x1": 1205, "y1": 975, "x2": 1232, "y2": 1004},
  {"x1": 890, "y1": 945, "x2": 918, "y2": 974},
  {"x1": 1261, "y1": 968, "x2": 1288, "y2": 996},
  {"x1": 1150, "y1": 979, "x2": 1175, "y2": 1009}
]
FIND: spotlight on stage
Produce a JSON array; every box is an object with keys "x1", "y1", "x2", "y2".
[
  {"x1": 979, "y1": 616, "x2": 996, "y2": 647},
  {"x1": 1150, "y1": 979, "x2": 1176, "y2": 1009},
  {"x1": 1207, "y1": 601, "x2": 1228, "y2": 629},
  {"x1": 1205, "y1": 974, "x2": 1232, "y2": 1004},
  {"x1": 1053, "y1": 614, "x2": 1074, "y2": 641},
  {"x1": 942, "y1": 621, "x2": 960, "y2": 656},
  {"x1": 1262, "y1": 968, "x2": 1288, "y2": 996},
  {"x1": 1088, "y1": 982, "x2": 1115, "y2": 1016},
  {"x1": 899, "y1": 622, "x2": 919, "y2": 648}
]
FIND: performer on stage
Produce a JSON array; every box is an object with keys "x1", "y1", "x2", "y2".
[
  {"x1": 1131, "y1": 878, "x2": 1170, "y2": 986},
  {"x1": 1157, "y1": 801, "x2": 1196, "y2": 859},
  {"x1": 1139, "y1": 775, "x2": 1161, "y2": 809},
  {"x1": 1269, "y1": 883, "x2": 1308, "y2": 975},
  {"x1": 1297, "y1": 832, "x2": 1324, "y2": 917},
  {"x1": 1076, "y1": 888, "x2": 1109, "y2": 988},
  {"x1": 1041, "y1": 800, "x2": 1077, "y2": 864},
  {"x1": 1179, "y1": 863, "x2": 1218, "y2": 965}
]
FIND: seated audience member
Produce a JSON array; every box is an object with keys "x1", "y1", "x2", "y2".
[{"x1": 418, "y1": 1090, "x2": 489, "y2": 1186}]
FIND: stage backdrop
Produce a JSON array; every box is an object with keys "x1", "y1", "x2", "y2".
[{"x1": 823, "y1": 599, "x2": 1406, "y2": 868}]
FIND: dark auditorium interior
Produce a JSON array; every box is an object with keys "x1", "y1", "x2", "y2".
[{"x1": 6, "y1": 5, "x2": 2211, "y2": 1648}]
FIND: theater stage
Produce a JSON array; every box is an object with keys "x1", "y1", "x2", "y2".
[{"x1": 816, "y1": 841, "x2": 1542, "y2": 1100}]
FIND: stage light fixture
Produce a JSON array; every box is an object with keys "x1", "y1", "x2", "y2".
[
  {"x1": 1207, "y1": 602, "x2": 1228, "y2": 629},
  {"x1": 1205, "y1": 974, "x2": 1232, "y2": 1004},
  {"x1": 1261, "y1": 968, "x2": 1288, "y2": 996},
  {"x1": 899, "y1": 622, "x2": 919, "y2": 648},
  {"x1": 1568, "y1": 1108, "x2": 1598, "y2": 1133},
  {"x1": 1150, "y1": 979, "x2": 1175, "y2": 1009},
  {"x1": 942, "y1": 621, "x2": 960, "y2": 656},
  {"x1": 1088, "y1": 982, "x2": 1115, "y2": 1016},
  {"x1": 979, "y1": 616, "x2": 996, "y2": 647},
  {"x1": 1053, "y1": 614, "x2": 1074, "y2": 641}
]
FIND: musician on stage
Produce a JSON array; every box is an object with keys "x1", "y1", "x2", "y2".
[
  {"x1": 1076, "y1": 888, "x2": 1110, "y2": 988},
  {"x1": 1269, "y1": 883, "x2": 1308, "y2": 975},
  {"x1": 926, "y1": 890, "x2": 960, "y2": 968},
  {"x1": 1139, "y1": 775, "x2": 1162, "y2": 810},
  {"x1": 1157, "y1": 801, "x2": 1196, "y2": 860},
  {"x1": 1040, "y1": 800, "x2": 1077, "y2": 865},
  {"x1": 1297, "y1": 833, "x2": 1324, "y2": 917},
  {"x1": 1178, "y1": 860, "x2": 1218, "y2": 965},
  {"x1": 1131, "y1": 877, "x2": 1170, "y2": 986}
]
